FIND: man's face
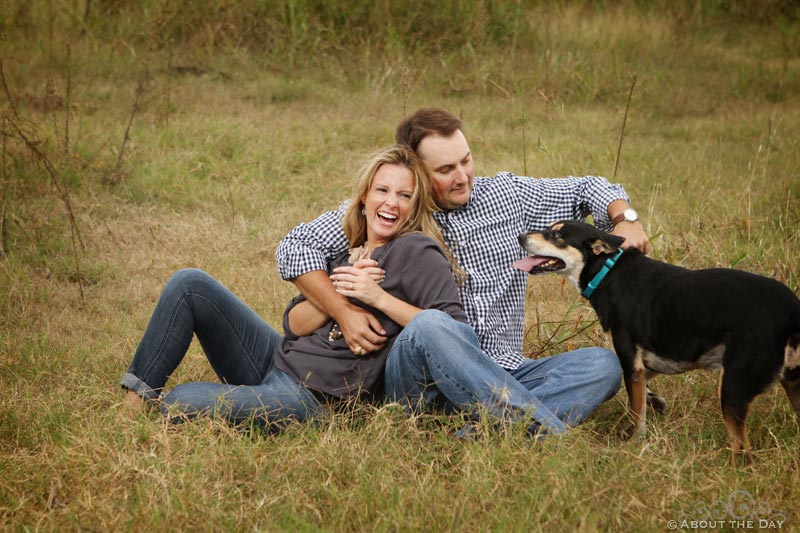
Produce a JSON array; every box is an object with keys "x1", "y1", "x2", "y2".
[{"x1": 416, "y1": 130, "x2": 474, "y2": 211}]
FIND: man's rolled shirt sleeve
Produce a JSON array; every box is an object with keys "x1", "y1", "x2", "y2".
[{"x1": 275, "y1": 201, "x2": 351, "y2": 280}]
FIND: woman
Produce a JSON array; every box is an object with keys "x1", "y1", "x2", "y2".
[{"x1": 121, "y1": 144, "x2": 466, "y2": 429}]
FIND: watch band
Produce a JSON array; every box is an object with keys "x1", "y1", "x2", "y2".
[{"x1": 611, "y1": 208, "x2": 638, "y2": 225}]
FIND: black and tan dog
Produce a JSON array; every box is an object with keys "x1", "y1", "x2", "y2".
[{"x1": 514, "y1": 220, "x2": 800, "y2": 463}]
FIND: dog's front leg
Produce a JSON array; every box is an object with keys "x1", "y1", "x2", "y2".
[
  {"x1": 628, "y1": 350, "x2": 648, "y2": 438},
  {"x1": 614, "y1": 336, "x2": 648, "y2": 439}
]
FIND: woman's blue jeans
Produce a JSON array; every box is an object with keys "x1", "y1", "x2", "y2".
[
  {"x1": 384, "y1": 310, "x2": 622, "y2": 435},
  {"x1": 120, "y1": 269, "x2": 323, "y2": 427}
]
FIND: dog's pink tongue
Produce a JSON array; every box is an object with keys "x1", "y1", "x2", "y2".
[{"x1": 512, "y1": 256, "x2": 548, "y2": 272}]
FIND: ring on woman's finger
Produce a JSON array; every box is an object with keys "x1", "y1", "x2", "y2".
[{"x1": 352, "y1": 345, "x2": 365, "y2": 356}]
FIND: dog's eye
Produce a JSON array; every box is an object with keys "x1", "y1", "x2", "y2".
[{"x1": 547, "y1": 230, "x2": 566, "y2": 246}]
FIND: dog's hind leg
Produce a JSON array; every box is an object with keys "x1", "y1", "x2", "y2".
[
  {"x1": 720, "y1": 367, "x2": 754, "y2": 465},
  {"x1": 781, "y1": 377, "x2": 800, "y2": 416},
  {"x1": 780, "y1": 367, "x2": 800, "y2": 417},
  {"x1": 722, "y1": 404, "x2": 751, "y2": 466}
]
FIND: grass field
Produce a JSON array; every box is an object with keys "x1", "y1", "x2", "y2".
[{"x1": 1, "y1": 1, "x2": 799, "y2": 530}]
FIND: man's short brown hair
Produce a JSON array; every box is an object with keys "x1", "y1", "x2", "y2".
[{"x1": 395, "y1": 108, "x2": 463, "y2": 152}]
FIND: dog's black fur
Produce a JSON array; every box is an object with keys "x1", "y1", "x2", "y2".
[{"x1": 515, "y1": 220, "x2": 800, "y2": 462}]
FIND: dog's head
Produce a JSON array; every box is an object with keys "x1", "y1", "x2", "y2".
[{"x1": 513, "y1": 221, "x2": 625, "y2": 290}]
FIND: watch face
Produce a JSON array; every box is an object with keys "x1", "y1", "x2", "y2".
[{"x1": 624, "y1": 208, "x2": 638, "y2": 222}]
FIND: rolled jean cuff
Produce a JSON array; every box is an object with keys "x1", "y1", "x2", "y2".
[{"x1": 120, "y1": 373, "x2": 161, "y2": 401}]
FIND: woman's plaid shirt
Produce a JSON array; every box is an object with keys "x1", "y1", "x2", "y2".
[{"x1": 276, "y1": 172, "x2": 628, "y2": 370}]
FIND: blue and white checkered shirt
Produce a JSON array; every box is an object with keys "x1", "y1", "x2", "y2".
[{"x1": 276, "y1": 172, "x2": 628, "y2": 370}]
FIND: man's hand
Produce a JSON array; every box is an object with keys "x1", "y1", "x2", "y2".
[
  {"x1": 332, "y1": 259, "x2": 388, "y2": 353},
  {"x1": 612, "y1": 221, "x2": 650, "y2": 254},
  {"x1": 335, "y1": 303, "x2": 387, "y2": 355}
]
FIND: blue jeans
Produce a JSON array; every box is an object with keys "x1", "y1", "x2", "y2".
[
  {"x1": 120, "y1": 269, "x2": 322, "y2": 426},
  {"x1": 384, "y1": 310, "x2": 622, "y2": 435},
  {"x1": 161, "y1": 367, "x2": 324, "y2": 429}
]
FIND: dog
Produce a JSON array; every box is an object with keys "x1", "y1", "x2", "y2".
[{"x1": 513, "y1": 220, "x2": 800, "y2": 463}]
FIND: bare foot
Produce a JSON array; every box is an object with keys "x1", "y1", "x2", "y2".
[{"x1": 123, "y1": 390, "x2": 145, "y2": 414}]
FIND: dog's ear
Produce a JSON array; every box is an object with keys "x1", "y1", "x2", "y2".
[{"x1": 591, "y1": 235, "x2": 625, "y2": 255}]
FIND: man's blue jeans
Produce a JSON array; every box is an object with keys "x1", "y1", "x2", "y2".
[
  {"x1": 384, "y1": 310, "x2": 622, "y2": 435},
  {"x1": 120, "y1": 269, "x2": 322, "y2": 426}
]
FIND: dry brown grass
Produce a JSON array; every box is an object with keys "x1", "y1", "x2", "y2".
[{"x1": 1, "y1": 2, "x2": 799, "y2": 530}]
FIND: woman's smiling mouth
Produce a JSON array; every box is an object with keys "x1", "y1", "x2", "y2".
[{"x1": 377, "y1": 211, "x2": 398, "y2": 224}]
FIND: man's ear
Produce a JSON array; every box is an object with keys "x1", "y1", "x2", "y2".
[{"x1": 591, "y1": 235, "x2": 625, "y2": 255}]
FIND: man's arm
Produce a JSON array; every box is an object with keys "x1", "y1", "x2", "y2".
[
  {"x1": 293, "y1": 270, "x2": 387, "y2": 352},
  {"x1": 510, "y1": 173, "x2": 650, "y2": 253},
  {"x1": 275, "y1": 204, "x2": 349, "y2": 280},
  {"x1": 606, "y1": 199, "x2": 650, "y2": 253},
  {"x1": 288, "y1": 259, "x2": 387, "y2": 337}
]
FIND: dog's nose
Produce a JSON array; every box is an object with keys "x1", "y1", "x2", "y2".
[{"x1": 517, "y1": 234, "x2": 528, "y2": 247}]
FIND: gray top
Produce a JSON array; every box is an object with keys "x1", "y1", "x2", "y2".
[{"x1": 273, "y1": 232, "x2": 466, "y2": 400}]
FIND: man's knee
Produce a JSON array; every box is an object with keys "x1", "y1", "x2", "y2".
[
  {"x1": 385, "y1": 312, "x2": 454, "y2": 393},
  {"x1": 404, "y1": 309, "x2": 455, "y2": 337},
  {"x1": 597, "y1": 348, "x2": 622, "y2": 377},
  {"x1": 594, "y1": 348, "x2": 622, "y2": 396}
]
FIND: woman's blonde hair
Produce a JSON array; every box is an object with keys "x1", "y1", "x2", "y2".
[{"x1": 342, "y1": 144, "x2": 464, "y2": 283}]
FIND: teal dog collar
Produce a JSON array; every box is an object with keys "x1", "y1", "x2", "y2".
[{"x1": 582, "y1": 249, "x2": 623, "y2": 298}]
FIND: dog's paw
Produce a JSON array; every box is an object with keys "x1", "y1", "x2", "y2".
[
  {"x1": 624, "y1": 423, "x2": 648, "y2": 441},
  {"x1": 646, "y1": 390, "x2": 667, "y2": 414}
]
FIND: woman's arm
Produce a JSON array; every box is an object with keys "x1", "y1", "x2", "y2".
[
  {"x1": 330, "y1": 266, "x2": 421, "y2": 327},
  {"x1": 331, "y1": 234, "x2": 465, "y2": 328}
]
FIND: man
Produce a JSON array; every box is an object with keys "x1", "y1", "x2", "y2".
[{"x1": 276, "y1": 108, "x2": 650, "y2": 435}]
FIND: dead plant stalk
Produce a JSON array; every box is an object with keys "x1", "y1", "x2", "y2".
[
  {"x1": 113, "y1": 73, "x2": 147, "y2": 183},
  {"x1": 613, "y1": 75, "x2": 637, "y2": 180},
  {"x1": 7, "y1": 117, "x2": 86, "y2": 306}
]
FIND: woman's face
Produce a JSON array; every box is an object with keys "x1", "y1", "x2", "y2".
[{"x1": 362, "y1": 163, "x2": 415, "y2": 247}]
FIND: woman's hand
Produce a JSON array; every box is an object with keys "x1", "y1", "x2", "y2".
[
  {"x1": 350, "y1": 258, "x2": 385, "y2": 283},
  {"x1": 330, "y1": 262, "x2": 386, "y2": 308},
  {"x1": 333, "y1": 257, "x2": 423, "y2": 331}
]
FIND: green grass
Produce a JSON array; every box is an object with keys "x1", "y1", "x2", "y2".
[{"x1": 1, "y1": 1, "x2": 799, "y2": 530}]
